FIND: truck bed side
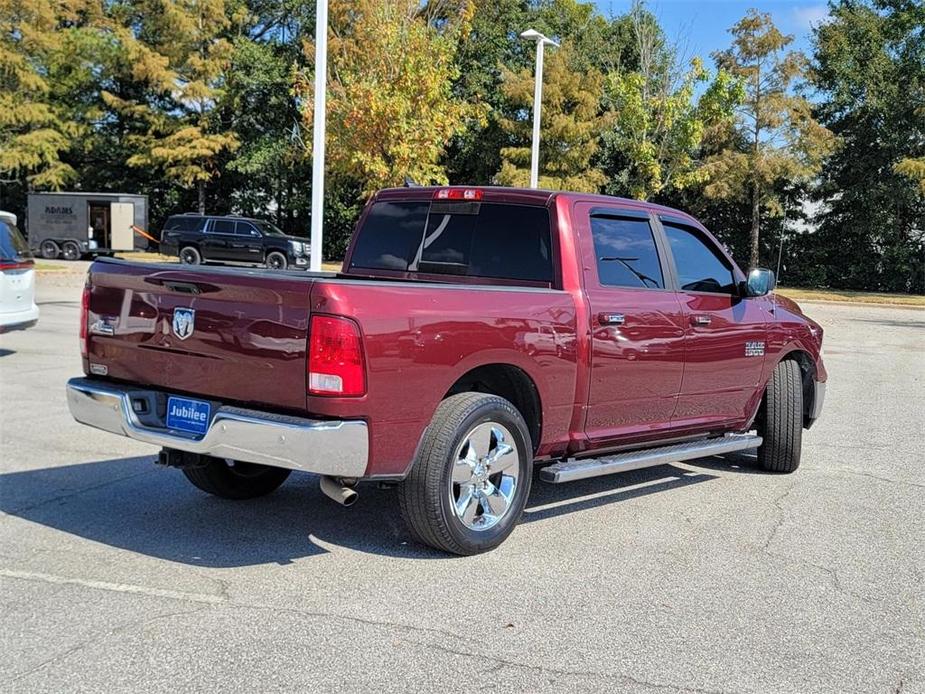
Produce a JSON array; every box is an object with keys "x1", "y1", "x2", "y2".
[{"x1": 306, "y1": 278, "x2": 579, "y2": 477}]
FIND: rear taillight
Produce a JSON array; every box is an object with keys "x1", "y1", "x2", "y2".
[
  {"x1": 0, "y1": 259, "x2": 33, "y2": 271},
  {"x1": 308, "y1": 315, "x2": 366, "y2": 396},
  {"x1": 79, "y1": 284, "x2": 90, "y2": 358}
]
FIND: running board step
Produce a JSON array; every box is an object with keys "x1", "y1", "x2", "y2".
[{"x1": 539, "y1": 434, "x2": 762, "y2": 484}]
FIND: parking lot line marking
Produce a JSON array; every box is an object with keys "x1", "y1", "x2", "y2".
[{"x1": 0, "y1": 569, "x2": 226, "y2": 604}]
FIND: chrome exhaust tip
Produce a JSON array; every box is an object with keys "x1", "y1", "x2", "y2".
[{"x1": 320, "y1": 475, "x2": 358, "y2": 507}]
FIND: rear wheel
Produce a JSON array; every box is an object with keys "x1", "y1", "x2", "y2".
[
  {"x1": 180, "y1": 246, "x2": 201, "y2": 265},
  {"x1": 266, "y1": 251, "x2": 287, "y2": 270},
  {"x1": 61, "y1": 241, "x2": 81, "y2": 261},
  {"x1": 40, "y1": 240, "x2": 60, "y2": 259},
  {"x1": 182, "y1": 457, "x2": 291, "y2": 499},
  {"x1": 398, "y1": 392, "x2": 532, "y2": 555},
  {"x1": 757, "y1": 359, "x2": 804, "y2": 473}
]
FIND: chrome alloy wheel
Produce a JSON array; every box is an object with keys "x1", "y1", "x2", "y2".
[{"x1": 448, "y1": 421, "x2": 520, "y2": 531}]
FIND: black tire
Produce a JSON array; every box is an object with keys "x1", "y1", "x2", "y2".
[
  {"x1": 61, "y1": 241, "x2": 81, "y2": 261},
  {"x1": 266, "y1": 251, "x2": 287, "y2": 270},
  {"x1": 398, "y1": 392, "x2": 533, "y2": 555},
  {"x1": 757, "y1": 359, "x2": 804, "y2": 473},
  {"x1": 182, "y1": 456, "x2": 291, "y2": 499},
  {"x1": 180, "y1": 246, "x2": 201, "y2": 265},
  {"x1": 40, "y1": 240, "x2": 60, "y2": 259}
]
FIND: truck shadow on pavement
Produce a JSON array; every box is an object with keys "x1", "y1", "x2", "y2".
[{"x1": 0, "y1": 454, "x2": 733, "y2": 565}]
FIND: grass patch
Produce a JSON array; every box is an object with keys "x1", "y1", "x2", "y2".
[
  {"x1": 33, "y1": 260, "x2": 76, "y2": 273},
  {"x1": 778, "y1": 287, "x2": 925, "y2": 307}
]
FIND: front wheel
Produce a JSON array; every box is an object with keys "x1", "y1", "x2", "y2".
[
  {"x1": 182, "y1": 456, "x2": 291, "y2": 499},
  {"x1": 398, "y1": 392, "x2": 532, "y2": 555},
  {"x1": 757, "y1": 359, "x2": 804, "y2": 473}
]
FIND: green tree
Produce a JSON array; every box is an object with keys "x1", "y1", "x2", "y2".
[
  {"x1": 0, "y1": 0, "x2": 100, "y2": 190},
  {"x1": 497, "y1": 45, "x2": 608, "y2": 191},
  {"x1": 300, "y1": 0, "x2": 483, "y2": 194},
  {"x1": 444, "y1": 0, "x2": 531, "y2": 184},
  {"x1": 704, "y1": 9, "x2": 836, "y2": 269},
  {"x1": 805, "y1": 0, "x2": 924, "y2": 292},
  {"x1": 894, "y1": 104, "x2": 925, "y2": 194},
  {"x1": 602, "y1": 2, "x2": 742, "y2": 200},
  {"x1": 220, "y1": 34, "x2": 311, "y2": 232},
  {"x1": 105, "y1": 0, "x2": 242, "y2": 213}
]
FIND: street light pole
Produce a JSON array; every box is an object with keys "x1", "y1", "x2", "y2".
[
  {"x1": 309, "y1": 0, "x2": 328, "y2": 272},
  {"x1": 520, "y1": 30, "x2": 559, "y2": 190}
]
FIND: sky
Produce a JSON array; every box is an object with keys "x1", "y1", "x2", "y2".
[{"x1": 594, "y1": 0, "x2": 831, "y2": 65}]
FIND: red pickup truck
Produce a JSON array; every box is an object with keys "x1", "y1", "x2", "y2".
[{"x1": 67, "y1": 186, "x2": 826, "y2": 554}]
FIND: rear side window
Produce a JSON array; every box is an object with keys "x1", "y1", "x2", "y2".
[
  {"x1": 165, "y1": 216, "x2": 204, "y2": 232},
  {"x1": 0, "y1": 222, "x2": 32, "y2": 260},
  {"x1": 350, "y1": 201, "x2": 553, "y2": 283},
  {"x1": 590, "y1": 215, "x2": 664, "y2": 289},
  {"x1": 211, "y1": 219, "x2": 235, "y2": 234},
  {"x1": 663, "y1": 222, "x2": 736, "y2": 294}
]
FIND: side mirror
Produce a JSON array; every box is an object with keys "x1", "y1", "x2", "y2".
[{"x1": 745, "y1": 268, "x2": 776, "y2": 297}]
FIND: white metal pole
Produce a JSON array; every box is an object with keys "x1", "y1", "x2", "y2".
[
  {"x1": 309, "y1": 0, "x2": 328, "y2": 272},
  {"x1": 529, "y1": 40, "x2": 545, "y2": 189}
]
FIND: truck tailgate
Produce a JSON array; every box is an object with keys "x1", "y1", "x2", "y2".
[{"x1": 85, "y1": 260, "x2": 315, "y2": 411}]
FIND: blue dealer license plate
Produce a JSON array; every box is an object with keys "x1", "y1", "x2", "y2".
[{"x1": 166, "y1": 396, "x2": 211, "y2": 435}]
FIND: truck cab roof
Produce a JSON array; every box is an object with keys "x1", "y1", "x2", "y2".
[{"x1": 372, "y1": 186, "x2": 703, "y2": 228}]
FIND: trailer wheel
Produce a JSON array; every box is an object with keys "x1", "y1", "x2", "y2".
[
  {"x1": 62, "y1": 241, "x2": 81, "y2": 261},
  {"x1": 180, "y1": 246, "x2": 201, "y2": 265},
  {"x1": 40, "y1": 240, "x2": 60, "y2": 259}
]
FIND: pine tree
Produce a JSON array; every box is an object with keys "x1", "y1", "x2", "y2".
[
  {"x1": 497, "y1": 45, "x2": 608, "y2": 191},
  {"x1": 105, "y1": 0, "x2": 241, "y2": 213},
  {"x1": 704, "y1": 10, "x2": 836, "y2": 269},
  {"x1": 0, "y1": 0, "x2": 97, "y2": 190}
]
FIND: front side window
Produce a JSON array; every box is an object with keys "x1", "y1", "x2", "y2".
[
  {"x1": 663, "y1": 222, "x2": 736, "y2": 294},
  {"x1": 350, "y1": 201, "x2": 553, "y2": 283},
  {"x1": 235, "y1": 222, "x2": 259, "y2": 236},
  {"x1": 590, "y1": 215, "x2": 664, "y2": 289},
  {"x1": 252, "y1": 220, "x2": 286, "y2": 237}
]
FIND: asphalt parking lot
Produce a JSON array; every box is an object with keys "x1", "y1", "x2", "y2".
[{"x1": 1, "y1": 268, "x2": 923, "y2": 693}]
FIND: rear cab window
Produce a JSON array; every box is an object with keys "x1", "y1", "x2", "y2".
[{"x1": 348, "y1": 197, "x2": 554, "y2": 286}]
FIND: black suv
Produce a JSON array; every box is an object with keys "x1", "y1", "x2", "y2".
[{"x1": 159, "y1": 214, "x2": 310, "y2": 270}]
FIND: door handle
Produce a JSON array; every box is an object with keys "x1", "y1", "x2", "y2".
[
  {"x1": 691, "y1": 314, "x2": 712, "y2": 326},
  {"x1": 598, "y1": 312, "x2": 625, "y2": 326}
]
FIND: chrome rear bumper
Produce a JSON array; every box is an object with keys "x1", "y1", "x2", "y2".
[{"x1": 66, "y1": 378, "x2": 369, "y2": 477}]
